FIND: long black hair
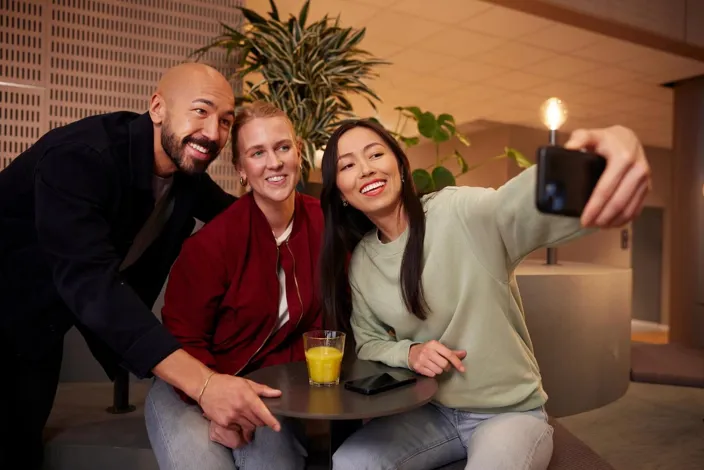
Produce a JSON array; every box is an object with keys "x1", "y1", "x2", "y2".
[{"x1": 319, "y1": 119, "x2": 429, "y2": 333}]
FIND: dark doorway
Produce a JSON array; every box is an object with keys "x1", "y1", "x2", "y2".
[{"x1": 631, "y1": 207, "x2": 664, "y2": 324}]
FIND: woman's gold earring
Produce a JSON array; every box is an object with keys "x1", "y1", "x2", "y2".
[{"x1": 239, "y1": 176, "x2": 247, "y2": 187}]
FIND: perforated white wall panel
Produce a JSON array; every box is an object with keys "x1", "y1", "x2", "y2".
[{"x1": 0, "y1": 0, "x2": 243, "y2": 194}]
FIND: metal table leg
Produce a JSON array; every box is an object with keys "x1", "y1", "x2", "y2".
[{"x1": 106, "y1": 368, "x2": 136, "y2": 414}]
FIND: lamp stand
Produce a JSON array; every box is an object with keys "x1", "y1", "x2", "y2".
[{"x1": 546, "y1": 128, "x2": 558, "y2": 265}]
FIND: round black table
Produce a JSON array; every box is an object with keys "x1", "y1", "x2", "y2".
[
  {"x1": 246, "y1": 358, "x2": 437, "y2": 420},
  {"x1": 245, "y1": 358, "x2": 437, "y2": 468}
]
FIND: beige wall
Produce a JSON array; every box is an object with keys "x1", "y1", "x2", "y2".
[{"x1": 407, "y1": 121, "x2": 674, "y2": 323}]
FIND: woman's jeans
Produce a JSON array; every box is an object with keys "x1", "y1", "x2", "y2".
[
  {"x1": 332, "y1": 402, "x2": 553, "y2": 470},
  {"x1": 144, "y1": 378, "x2": 307, "y2": 470}
]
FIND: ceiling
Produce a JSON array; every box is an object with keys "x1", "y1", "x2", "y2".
[{"x1": 246, "y1": 0, "x2": 704, "y2": 149}]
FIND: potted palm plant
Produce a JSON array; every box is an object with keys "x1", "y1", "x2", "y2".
[{"x1": 191, "y1": 0, "x2": 388, "y2": 188}]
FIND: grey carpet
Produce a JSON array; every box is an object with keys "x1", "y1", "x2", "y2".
[
  {"x1": 631, "y1": 342, "x2": 704, "y2": 388},
  {"x1": 559, "y1": 381, "x2": 704, "y2": 470}
]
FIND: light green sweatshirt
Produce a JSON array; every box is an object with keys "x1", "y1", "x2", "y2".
[{"x1": 349, "y1": 165, "x2": 591, "y2": 413}]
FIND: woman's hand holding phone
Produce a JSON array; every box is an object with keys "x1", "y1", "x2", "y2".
[{"x1": 565, "y1": 125, "x2": 651, "y2": 228}]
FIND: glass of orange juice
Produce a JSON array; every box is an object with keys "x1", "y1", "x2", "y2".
[{"x1": 303, "y1": 330, "x2": 345, "y2": 386}]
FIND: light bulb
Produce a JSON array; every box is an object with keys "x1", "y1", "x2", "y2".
[{"x1": 540, "y1": 97, "x2": 568, "y2": 131}]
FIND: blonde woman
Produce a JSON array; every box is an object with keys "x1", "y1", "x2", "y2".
[{"x1": 145, "y1": 101, "x2": 324, "y2": 470}]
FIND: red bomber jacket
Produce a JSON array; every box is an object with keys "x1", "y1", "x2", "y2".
[{"x1": 161, "y1": 191, "x2": 324, "y2": 401}]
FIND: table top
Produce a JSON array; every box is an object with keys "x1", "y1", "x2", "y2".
[{"x1": 245, "y1": 358, "x2": 438, "y2": 421}]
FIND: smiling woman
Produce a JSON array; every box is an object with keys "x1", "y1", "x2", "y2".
[
  {"x1": 230, "y1": 101, "x2": 302, "y2": 235},
  {"x1": 320, "y1": 119, "x2": 429, "y2": 333},
  {"x1": 318, "y1": 118, "x2": 651, "y2": 470},
  {"x1": 144, "y1": 101, "x2": 325, "y2": 470}
]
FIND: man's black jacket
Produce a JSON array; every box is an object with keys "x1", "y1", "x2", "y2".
[{"x1": 0, "y1": 111, "x2": 235, "y2": 378}]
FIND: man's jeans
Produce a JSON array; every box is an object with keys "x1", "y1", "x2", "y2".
[
  {"x1": 333, "y1": 402, "x2": 553, "y2": 470},
  {"x1": 145, "y1": 378, "x2": 307, "y2": 470}
]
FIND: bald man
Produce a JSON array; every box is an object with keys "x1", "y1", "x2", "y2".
[{"x1": 0, "y1": 63, "x2": 280, "y2": 469}]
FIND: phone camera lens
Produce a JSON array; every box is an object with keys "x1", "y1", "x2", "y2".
[{"x1": 544, "y1": 181, "x2": 565, "y2": 211}]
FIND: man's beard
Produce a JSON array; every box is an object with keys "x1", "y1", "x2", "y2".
[{"x1": 161, "y1": 121, "x2": 219, "y2": 175}]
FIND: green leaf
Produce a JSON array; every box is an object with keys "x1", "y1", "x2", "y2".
[
  {"x1": 400, "y1": 136, "x2": 420, "y2": 148},
  {"x1": 412, "y1": 169, "x2": 434, "y2": 194},
  {"x1": 240, "y1": 6, "x2": 268, "y2": 25},
  {"x1": 505, "y1": 147, "x2": 533, "y2": 168},
  {"x1": 341, "y1": 28, "x2": 366, "y2": 50},
  {"x1": 454, "y1": 151, "x2": 469, "y2": 173},
  {"x1": 395, "y1": 106, "x2": 423, "y2": 121},
  {"x1": 437, "y1": 113, "x2": 455, "y2": 134},
  {"x1": 455, "y1": 132, "x2": 471, "y2": 147},
  {"x1": 268, "y1": 0, "x2": 280, "y2": 20},
  {"x1": 298, "y1": 0, "x2": 310, "y2": 28},
  {"x1": 417, "y1": 111, "x2": 437, "y2": 139},
  {"x1": 434, "y1": 128, "x2": 450, "y2": 142},
  {"x1": 432, "y1": 166, "x2": 455, "y2": 190}
]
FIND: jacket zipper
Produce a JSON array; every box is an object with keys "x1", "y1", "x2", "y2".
[
  {"x1": 285, "y1": 240, "x2": 304, "y2": 332},
  {"x1": 233, "y1": 245, "x2": 281, "y2": 376}
]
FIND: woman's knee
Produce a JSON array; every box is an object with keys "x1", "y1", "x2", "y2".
[
  {"x1": 145, "y1": 379, "x2": 235, "y2": 470},
  {"x1": 332, "y1": 440, "x2": 375, "y2": 470},
  {"x1": 331, "y1": 422, "x2": 396, "y2": 470},
  {"x1": 238, "y1": 418, "x2": 307, "y2": 470},
  {"x1": 332, "y1": 410, "x2": 463, "y2": 470},
  {"x1": 467, "y1": 413, "x2": 553, "y2": 470}
]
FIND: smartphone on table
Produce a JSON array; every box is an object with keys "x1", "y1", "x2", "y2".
[
  {"x1": 535, "y1": 145, "x2": 606, "y2": 217},
  {"x1": 343, "y1": 372, "x2": 417, "y2": 396}
]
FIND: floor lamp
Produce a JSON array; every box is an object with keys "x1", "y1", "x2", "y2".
[{"x1": 540, "y1": 97, "x2": 568, "y2": 265}]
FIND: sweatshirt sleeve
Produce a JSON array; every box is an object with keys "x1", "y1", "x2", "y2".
[
  {"x1": 348, "y1": 268, "x2": 417, "y2": 369},
  {"x1": 491, "y1": 165, "x2": 593, "y2": 267},
  {"x1": 451, "y1": 165, "x2": 593, "y2": 272}
]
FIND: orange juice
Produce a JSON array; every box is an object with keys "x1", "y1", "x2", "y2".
[{"x1": 305, "y1": 346, "x2": 343, "y2": 385}]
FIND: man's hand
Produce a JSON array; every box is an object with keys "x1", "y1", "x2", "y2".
[
  {"x1": 408, "y1": 340, "x2": 466, "y2": 377},
  {"x1": 152, "y1": 350, "x2": 282, "y2": 432},
  {"x1": 200, "y1": 374, "x2": 282, "y2": 432},
  {"x1": 208, "y1": 421, "x2": 249, "y2": 449}
]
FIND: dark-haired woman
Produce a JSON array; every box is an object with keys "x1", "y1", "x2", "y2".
[{"x1": 318, "y1": 120, "x2": 650, "y2": 470}]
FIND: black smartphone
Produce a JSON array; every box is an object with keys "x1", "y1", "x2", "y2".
[
  {"x1": 535, "y1": 145, "x2": 607, "y2": 217},
  {"x1": 343, "y1": 373, "x2": 417, "y2": 396}
]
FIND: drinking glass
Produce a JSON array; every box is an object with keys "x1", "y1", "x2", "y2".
[{"x1": 303, "y1": 330, "x2": 346, "y2": 386}]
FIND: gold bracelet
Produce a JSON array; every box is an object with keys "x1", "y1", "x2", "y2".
[{"x1": 197, "y1": 371, "x2": 216, "y2": 406}]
